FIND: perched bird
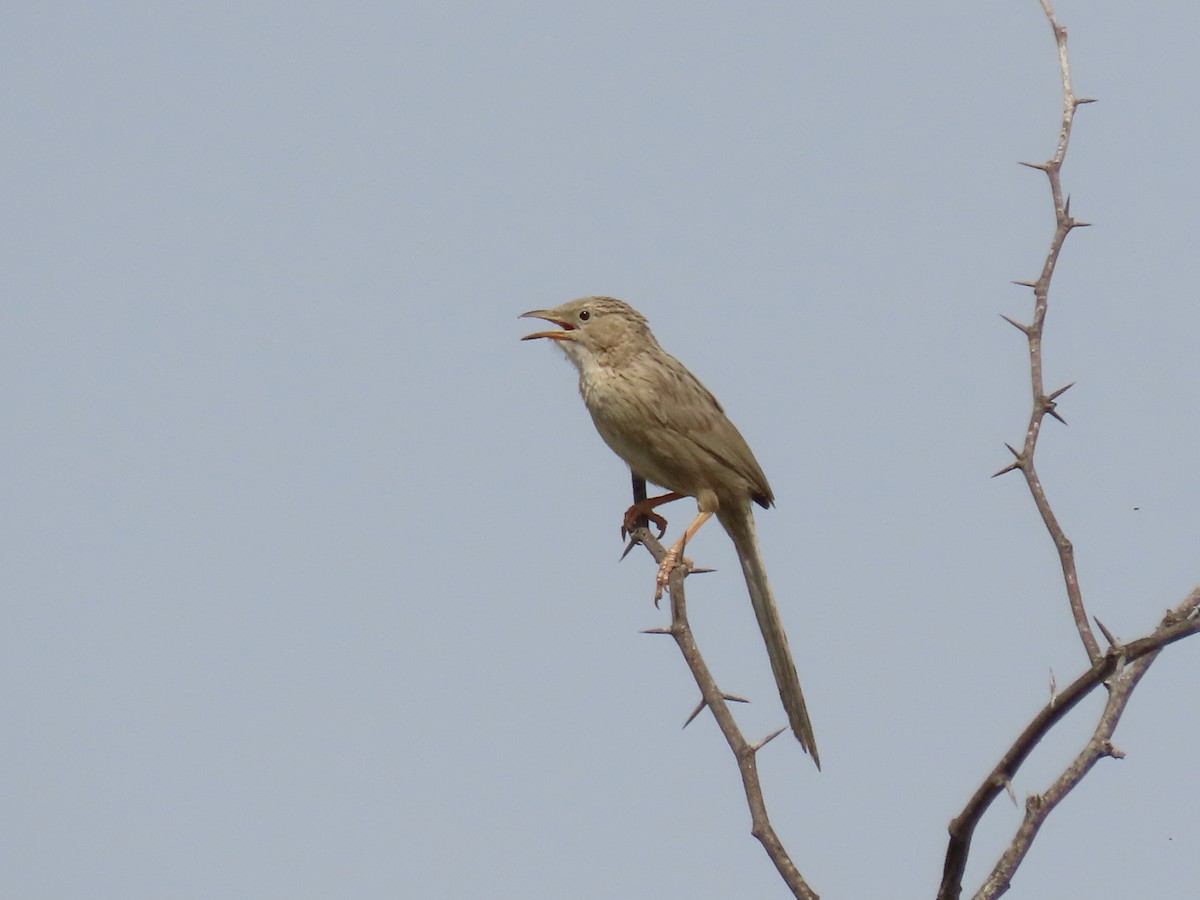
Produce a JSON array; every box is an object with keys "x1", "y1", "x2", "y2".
[{"x1": 521, "y1": 296, "x2": 818, "y2": 767}]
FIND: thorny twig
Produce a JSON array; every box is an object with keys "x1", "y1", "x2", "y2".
[
  {"x1": 940, "y1": 5, "x2": 1200, "y2": 898},
  {"x1": 627, "y1": 476, "x2": 817, "y2": 899}
]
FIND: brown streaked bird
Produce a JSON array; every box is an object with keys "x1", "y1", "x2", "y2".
[{"x1": 521, "y1": 296, "x2": 818, "y2": 768}]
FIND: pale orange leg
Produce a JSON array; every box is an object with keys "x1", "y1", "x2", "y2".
[
  {"x1": 621, "y1": 491, "x2": 684, "y2": 539},
  {"x1": 654, "y1": 510, "x2": 714, "y2": 601}
]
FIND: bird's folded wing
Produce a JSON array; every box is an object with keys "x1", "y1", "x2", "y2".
[{"x1": 642, "y1": 353, "x2": 773, "y2": 506}]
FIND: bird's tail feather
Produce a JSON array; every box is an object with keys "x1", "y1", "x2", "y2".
[{"x1": 720, "y1": 506, "x2": 819, "y2": 769}]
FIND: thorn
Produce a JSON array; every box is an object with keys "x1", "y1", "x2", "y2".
[
  {"x1": 1094, "y1": 616, "x2": 1118, "y2": 647},
  {"x1": 992, "y1": 444, "x2": 1023, "y2": 478},
  {"x1": 1075, "y1": 97, "x2": 1098, "y2": 105},
  {"x1": 1003, "y1": 777, "x2": 1017, "y2": 806},
  {"x1": 619, "y1": 539, "x2": 639, "y2": 561},
  {"x1": 688, "y1": 566, "x2": 717, "y2": 575},
  {"x1": 682, "y1": 693, "x2": 749, "y2": 729},
  {"x1": 1000, "y1": 314, "x2": 1030, "y2": 333},
  {"x1": 683, "y1": 698, "x2": 707, "y2": 729},
  {"x1": 1064, "y1": 195, "x2": 1071, "y2": 217},
  {"x1": 1048, "y1": 382, "x2": 1075, "y2": 400},
  {"x1": 750, "y1": 726, "x2": 788, "y2": 753},
  {"x1": 1072, "y1": 220, "x2": 1092, "y2": 228},
  {"x1": 1049, "y1": 667, "x2": 1057, "y2": 699},
  {"x1": 1046, "y1": 406, "x2": 1068, "y2": 426},
  {"x1": 640, "y1": 627, "x2": 672, "y2": 635},
  {"x1": 1011, "y1": 280, "x2": 1038, "y2": 288},
  {"x1": 1019, "y1": 160, "x2": 1051, "y2": 171}
]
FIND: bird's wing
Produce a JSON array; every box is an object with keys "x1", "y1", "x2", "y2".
[{"x1": 644, "y1": 353, "x2": 774, "y2": 506}]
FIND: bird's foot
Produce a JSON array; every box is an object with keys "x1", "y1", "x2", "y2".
[
  {"x1": 654, "y1": 550, "x2": 693, "y2": 605},
  {"x1": 621, "y1": 500, "x2": 669, "y2": 539}
]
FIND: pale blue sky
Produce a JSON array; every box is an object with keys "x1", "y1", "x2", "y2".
[{"x1": 4, "y1": 2, "x2": 1198, "y2": 897}]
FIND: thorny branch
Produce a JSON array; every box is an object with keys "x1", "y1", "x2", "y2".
[
  {"x1": 627, "y1": 479, "x2": 817, "y2": 899},
  {"x1": 939, "y1": 4, "x2": 1200, "y2": 899},
  {"x1": 974, "y1": 593, "x2": 1200, "y2": 899},
  {"x1": 939, "y1": 592, "x2": 1200, "y2": 900},
  {"x1": 995, "y1": 0, "x2": 1100, "y2": 664}
]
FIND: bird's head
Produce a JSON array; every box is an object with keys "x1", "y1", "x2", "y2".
[{"x1": 520, "y1": 296, "x2": 649, "y2": 365}]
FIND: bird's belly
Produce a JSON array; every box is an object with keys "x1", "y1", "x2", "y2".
[{"x1": 583, "y1": 377, "x2": 704, "y2": 497}]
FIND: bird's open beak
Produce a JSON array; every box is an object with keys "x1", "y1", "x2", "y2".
[{"x1": 519, "y1": 309, "x2": 575, "y2": 341}]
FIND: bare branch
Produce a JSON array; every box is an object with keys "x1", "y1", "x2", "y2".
[
  {"x1": 938, "y1": 589, "x2": 1200, "y2": 900},
  {"x1": 940, "y1": 5, "x2": 1200, "y2": 897},
  {"x1": 1001, "y1": 0, "x2": 1100, "y2": 662},
  {"x1": 973, "y1": 587, "x2": 1200, "y2": 898},
  {"x1": 626, "y1": 522, "x2": 818, "y2": 899},
  {"x1": 974, "y1": 657, "x2": 1147, "y2": 900}
]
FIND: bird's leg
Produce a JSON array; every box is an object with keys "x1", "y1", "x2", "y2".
[
  {"x1": 655, "y1": 510, "x2": 714, "y2": 602},
  {"x1": 621, "y1": 491, "x2": 684, "y2": 539}
]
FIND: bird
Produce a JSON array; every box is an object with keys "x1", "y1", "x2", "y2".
[{"x1": 520, "y1": 296, "x2": 819, "y2": 767}]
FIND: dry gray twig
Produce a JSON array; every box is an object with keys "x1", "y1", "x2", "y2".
[
  {"x1": 629, "y1": 514, "x2": 818, "y2": 900},
  {"x1": 974, "y1": 591, "x2": 1200, "y2": 899},
  {"x1": 939, "y1": 591, "x2": 1200, "y2": 900},
  {"x1": 940, "y1": 5, "x2": 1200, "y2": 898},
  {"x1": 993, "y1": 0, "x2": 1099, "y2": 663}
]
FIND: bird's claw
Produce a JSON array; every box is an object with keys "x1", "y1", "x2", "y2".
[{"x1": 621, "y1": 503, "x2": 668, "y2": 540}]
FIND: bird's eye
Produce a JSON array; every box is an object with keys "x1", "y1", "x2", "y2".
[{"x1": 578, "y1": 309, "x2": 590, "y2": 321}]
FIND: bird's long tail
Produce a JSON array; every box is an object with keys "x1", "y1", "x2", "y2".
[{"x1": 719, "y1": 506, "x2": 819, "y2": 768}]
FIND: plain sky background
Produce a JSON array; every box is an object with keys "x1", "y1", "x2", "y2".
[{"x1": 4, "y1": 2, "x2": 1198, "y2": 898}]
